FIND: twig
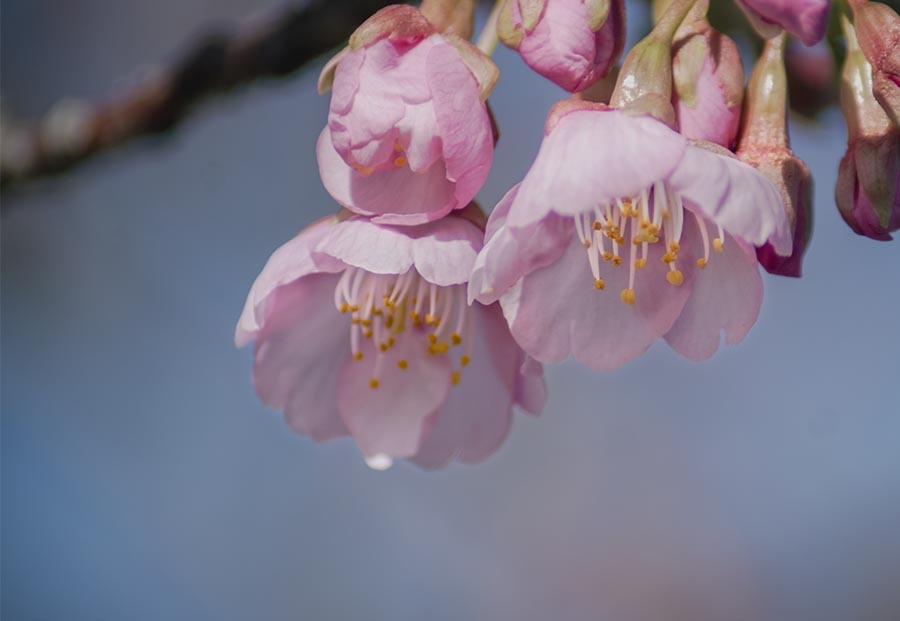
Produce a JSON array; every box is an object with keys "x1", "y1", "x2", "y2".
[{"x1": 0, "y1": 0, "x2": 393, "y2": 193}]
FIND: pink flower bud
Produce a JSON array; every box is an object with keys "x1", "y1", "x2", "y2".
[
  {"x1": 672, "y1": 21, "x2": 744, "y2": 148},
  {"x1": 497, "y1": 0, "x2": 625, "y2": 92},
  {"x1": 784, "y1": 40, "x2": 838, "y2": 118},
  {"x1": 735, "y1": 0, "x2": 830, "y2": 46},
  {"x1": 736, "y1": 34, "x2": 813, "y2": 277},
  {"x1": 836, "y1": 14, "x2": 900, "y2": 241},
  {"x1": 850, "y1": 0, "x2": 900, "y2": 127},
  {"x1": 316, "y1": 5, "x2": 499, "y2": 226}
]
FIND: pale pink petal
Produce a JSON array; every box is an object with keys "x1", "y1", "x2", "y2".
[
  {"x1": 252, "y1": 273, "x2": 350, "y2": 442},
  {"x1": 397, "y1": 102, "x2": 442, "y2": 172},
  {"x1": 411, "y1": 304, "x2": 533, "y2": 469},
  {"x1": 338, "y1": 331, "x2": 452, "y2": 458},
  {"x1": 315, "y1": 215, "x2": 483, "y2": 286},
  {"x1": 515, "y1": 355, "x2": 547, "y2": 416},
  {"x1": 506, "y1": 110, "x2": 687, "y2": 228},
  {"x1": 664, "y1": 217, "x2": 763, "y2": 361},
  {"x1": 502, "y1": 233, "x2": 695, "y2": 370},
  {"x1": 426, "y1": 40, "x2": 493, "y2": 206},
  {"x1": 669, "y1": 144, "x2": 792, "y2": 254},
  {"x1": 236, "y1": 218, "x2": 342, "y2": 347},
  {"x1": 317, "y1": 128, "x2": 456, "y2": 225},
  {"x1": 469, "y1": 186, "x2": 571, "y2": 304}
]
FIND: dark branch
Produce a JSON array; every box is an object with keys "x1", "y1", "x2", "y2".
[{"x1": 0, "y1": 0, "x2": 393, "y2": 193}]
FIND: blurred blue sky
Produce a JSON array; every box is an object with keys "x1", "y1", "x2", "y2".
[{"x1": 3, "y1": 1, "x2": 900, "y2": 620}]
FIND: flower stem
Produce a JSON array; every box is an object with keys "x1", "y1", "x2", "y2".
[{"x1": 476, "y1": 0, "x2": 504, "y2": 55}]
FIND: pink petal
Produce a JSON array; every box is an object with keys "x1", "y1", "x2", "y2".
[
  {"x1": 517, "y1": 0, "x2": 601, "y2": 92},
  {"x1": 236, "y1": 218, "x2": 342, "y2": 347},
  {"x1": 338, "y1": 330, "x2": 452, "y2": 458},
  {"x1": 314, "y1": 215, "x2": 483, "y2": 287},
  {"x1": 397, "y1": 102, "x2": 442, "y2": 172},
  {"x1": 317, "y1": 128, "x2": 456, "y2": 225},
  {"x1": 738, "y1": 0, "x2": 829, "y2": 46},
  {"x1": 669, "y1": 143, "x2": 792, "y2": 254},
  {"x1": 664, "y1": 217, "x2": 763, "y2": 361},
  {"x1": 503, "y1": 232, "x2": 695, "y2": 371},
  {"x1": 426, "y1": 40, "x2": 494, "y2": 207},
  {"x1": 675, "y1": 55, "x2": 741, "y2": 148},
  {"x1": 515, "y1": 355, "x2": 548, "y2": 416},
  {"x1": 411, "y1": 304, "x2": 533, "y2": 469},
  {"x1": 251, "y1": 273, "x2": 350, "y2": 442},
  {"x1": 506, "y1": 110, "x2": 687, "y2": 228},
  {"x1": 469, "y1": 186, "x2": 571, "y2": 304}
]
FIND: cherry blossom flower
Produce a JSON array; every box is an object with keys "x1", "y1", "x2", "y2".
[
  {"x1": 236, "y1": 209, "x2": 545, "y2": 469},
  {"x1": 497, "y1": 0, "x2": 626, "y2": 92},
  {"x1": 470, "y1": 101, "x2": 791, "y2": 369},
  {"x1": 317, "y1": 5, "x2": 498, "y2": 226}
]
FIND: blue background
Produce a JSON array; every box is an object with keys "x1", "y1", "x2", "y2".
[{"x1": 3, "y1": 1, "x2": 899, "y2": 619}]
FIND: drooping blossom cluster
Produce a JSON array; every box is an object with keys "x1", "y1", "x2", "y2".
[{"x1": 237, "y1": 0, "x2": 900, "y2": 469}]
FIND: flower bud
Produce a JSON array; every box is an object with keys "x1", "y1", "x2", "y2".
[
  {"x1": 497, "y1": 0, "x2": 625, "y2": 92},
  {"x1": 850, "y1": 0, "x2": 900, "y2": 127},
  {"x1": 784, "y1": 40, "x2": 838, "y2": 118},
  {"x1": 735, "y1": 0, "x2": 830, "y2": 46},
  {"x1": 835, "y1": 14, "x2": 900, "y2": 240},
  {"x1": 672, "y1": 19, "x2": 744, "y2": 148},
  {"x1": 736, "y1": 34, "x2": 813, "y2": 276}
]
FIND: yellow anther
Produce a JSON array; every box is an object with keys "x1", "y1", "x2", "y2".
[
  {"x1": 379, "y1": 343, "x2": 389, "y2": 352},
  {"x1": 364, "y1": 330, "x2": 373, "y2": 339},
  {"x1": 361, "y1": 319, "x2": 371, "y2": 327},
  {"x1": 387, "y1": 337, "x2": 395, "y2": 347},
  {"x1": 450, "y1": 332, "x2": 462, "y2": 346},
  {"x1": 669, "y1": 241, "x2": 680, "y2": 252},
  {"x1": 372, "y1": 307, "x2": 382, "y2": 316},
  {"x1": 661, "y1": 209, "x2": 670, "y2": 219},
  {"x1": 410, "y1": 310, "x2": 420, "y2": 321},
  {"x1": 592, "y1": 221, "x2": 603, "y2": 231},
  {"x1": 394, "y1": 156, "x2": 407, "y2": 168},
  {"x1": 349, "y1": 304, "x2": 359, "y2": 312},
  {"x1": 460, "y1": 355, "x2": 470, "y2": 367},
  {"x1": 662, "y1": 252, "x2": 676, "y2": 264},
  {"x1": 594, "y1": 278, "x2": 605, "y2": 290},
  {"x1": 397, "y1": 359, "x2": 408, "y2": 370},
  {"x1": 369, "y1": 378, "x2": 379, "y2": 389},
  {"x1": 384, "y1": 315, "x2": 394, "y2": 329},
  {"x1": 666, "y1": 270, "x2": 684, "y2": 286},
  {"x1": 353, "y1": 163, "x2": 376, "y2": 175},
  {"x1": 697, "y1": 258, "x2": 708, "y2": 269},
  {"x1": 340, "y1": 303, "x2": 350, "y2": 313},
  {"x1": 713, "y1": 238, "x2": 724, "y2": 253},
  {"x1": 429, "y1": 341, "x2": 450, "y2": 355},
  {"x1": 428, "y1": 333, "x2": 438, "y2": 344},
  {"x1": 351, "y1": 318, "x2": 360, "y2": 325},
  {"x1": 635, "y1": 258, "x2": 647, "y2": 269},
  {"x1": 620, "y1": 288, "x2": 636, "y2": 306},
  {"x1": 394, "y1": 140, "x2": 404, "y2": 152},
  {"x1": 425, "y1": 313, "x2": 437, "y2": 325},
  {"x1": 602, "y1": 252, "x2": 613, "y2": 262},
  {"x1": 615, "y1": 235, "x2": 626, "y2": 245},
  {"x1": 451, "y1": 371, "x2": 461, "y2": 386},
  {"x1": 354, "y1": 351, "x2": 364, "y2": 361},
  {"x1": 612, "y1": 256, "x2": 622, "y2": 266}
]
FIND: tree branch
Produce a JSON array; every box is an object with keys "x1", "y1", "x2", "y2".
[{"x1": 0, "y1": 0, "x2": 393, "y2": 193}]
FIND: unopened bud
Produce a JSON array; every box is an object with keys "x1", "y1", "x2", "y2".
[
  {"x1": 836, "y1": 13, "x2": 900, "y2": 240},
  {"x1": 735, "y1": 0, "x2": 830, "y2": 46},
  {"x1": 737, "y1": 33, "x2": 813, "y2": 276},
  {"x1": 497, "y1": 0, "x2": 625, "y2": 93}
]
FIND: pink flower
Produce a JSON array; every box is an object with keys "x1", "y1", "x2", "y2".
[
  {"x1": 236, "y1": 210, "x2": 545, "y2": 469},
  {"x1": 497, "y1": 0, "x2": 626, "y2": 92},
  {"x1": 672, "y1": 22, "x2": 744, "y2": 148},
  {"x1": 317, "y1": 5, "x2": 498, "y2": 226},
  {"x1": 470, "y1": 102, "x2": 791, "y2": 369},
  {"x1": 736, "y1": 0, "x2": 830, "y2": 46}
]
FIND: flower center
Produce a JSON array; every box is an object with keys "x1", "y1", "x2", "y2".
[
  {"x1": 572, "y1": 182, "x2": 725, "y2": 305},
  {"x1": 334, "y1": 267, "x2": 472, "y2": 389}
]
